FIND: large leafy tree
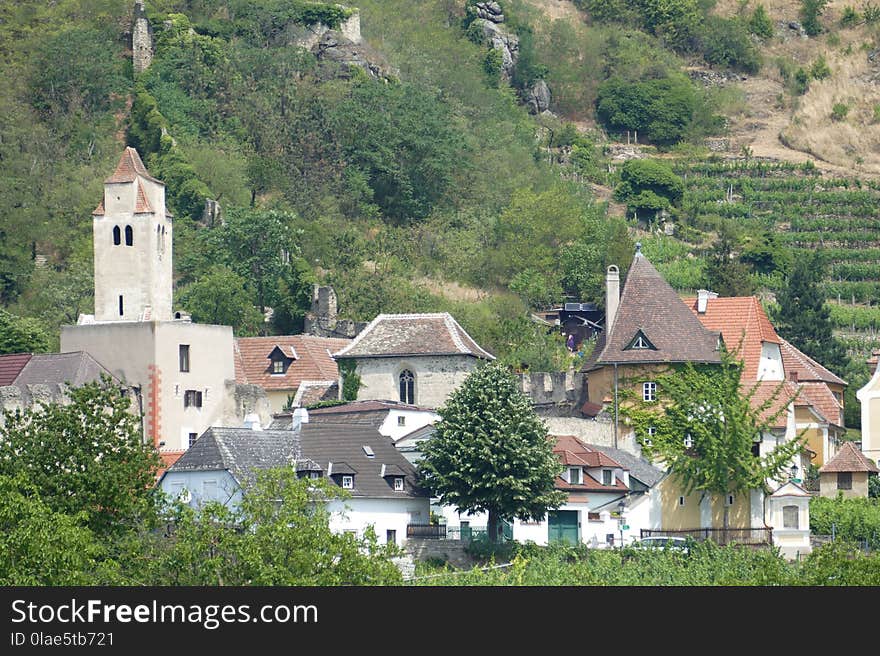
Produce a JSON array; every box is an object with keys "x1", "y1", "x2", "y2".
[
  {"x1": 705, "y1": 225, "x2": 755, "y2": 297},
  {"x1": 418, "y1": 362, "x2": 566, "y2": 541},
  {"x1": 177, "y1": 264, "x2": 264, "y2": 335},
  {"x1": 0, "y1": 308, "x2": 51, "y2": 354},
  {"x1": 621, "y1": 349, "x2": 805, "y2": 529},
  {"x1": 0, "y1": 377, "x2": 161, "y2": 536}
]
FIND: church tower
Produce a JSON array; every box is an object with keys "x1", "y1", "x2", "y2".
[{"x1": 91, "y1": 147, "x2": 172, "y2": 322}]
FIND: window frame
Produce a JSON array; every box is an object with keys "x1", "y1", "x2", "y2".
[
  {"x1": 568, "y1": 467, "x2": 582, "y2": 485},
  {"x1": 341, "y1": 475, "x2": 354, "y2": 489},
  {"x1": 782, "y1": 505, "x2": 799, "y2": 530},
  {"x1": 837, "y1": 472, "x2": 853, "y2": 490},
  {"x1": 179, "y1": 344, "x2": 190, "y2": 373},
  {"x1": 124, "y1": 224, "x2": 133, "y2": 246},
  {"x1": 184, "y1": 389, "x2": 203, "y2": 409},
  {"x1": 112, "y1": 225, "x2": 121, "y2": 246},
  {"x1": 643, "y1": 381, "x2": 657, "y2": 402},
  {"x1": 272, "y1": 358, "x2": 285, "y2": 374},
  {"x1": 399, "y1": 369, "x2": 415, "y2": 405},
  {"x1": 393, "y1": 477, "x2": 405, "y2": 491},
  {"x1": 602, "y1": 469, "x2": 613, "y2": 486}
]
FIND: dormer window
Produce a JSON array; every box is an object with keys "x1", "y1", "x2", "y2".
[
  {"x1": 267, "y1": 345, "x2": 295, "y2": 375},
  {"x1": 393, "y1": 477, "x2": 405, "y2": 491},
  {"x1": 602, "y1": 469, "x2": 613, "y2": 486},
  {"x1": 342, "y1": 475, "x2": 354, "y2": 489},
  {"x1": 625, "y1": 330, "x2": 656, "y2": 351},
  {"x1": 569, "y1": 467, "x2": 582, "y2": 484}
]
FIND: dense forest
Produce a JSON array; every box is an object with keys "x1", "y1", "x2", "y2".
[{"x1": 2, "y1": 0, "x2": 880, "y2": 425}]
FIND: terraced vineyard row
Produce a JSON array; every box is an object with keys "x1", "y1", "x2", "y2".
[{"x1": 672, "y1": 159, "x2": 880, "y2": 334}]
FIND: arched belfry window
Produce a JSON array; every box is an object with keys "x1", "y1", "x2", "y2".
[
  {"x1": 112, "y1": 226, "x2": 121, "y2": 245},
  {"x1": 399, "y1": 369, "x2": 415, "y2": 405},
  {"x1": 125, "y1": 225, "x2": 133, "y2": 246}
]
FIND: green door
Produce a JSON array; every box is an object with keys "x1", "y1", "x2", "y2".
[{"x1": 548, "y1": 510, "x2": 579, "y2": 545}]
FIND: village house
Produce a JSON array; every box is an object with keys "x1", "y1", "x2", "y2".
[
  {"x1": 60, "y1": 147, "x2": 267, "y2": 453},
  {"x1": 818, "y1": 441, "x2": 879, "y2": 498},
  {"x1": 686, "y1": 292, "x2": 846, "y2": 470},
  {"x1": 159, "y1": 414, "x2": 430, "y2": 547},
  {"x1": 332, "y1": 312, "x2": 494, "y2": 409},
  {"x1": 234, "y1": 334, "x2": 351, "y2": 412},
  {"x1": 281, "y1": 399, "x2": 439, "y2": 441}
]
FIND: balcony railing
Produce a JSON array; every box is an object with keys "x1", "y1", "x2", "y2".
[
  {"x1": 640, "y1": 527, "x2": 773, "y2": 546},
  {"x1": 406, "y1": 524, "x2": 447, "y2": 539}
]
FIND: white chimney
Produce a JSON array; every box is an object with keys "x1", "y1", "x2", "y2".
[
  {"x1": 696, "y1": 289, "x2": 718, "y2": 314},
  {"x1": 606, "y1": 265, "x2": 620, "y2": 332},
  {"x1": 243, "y1": 413, "x2": 262, "y2": 431}
]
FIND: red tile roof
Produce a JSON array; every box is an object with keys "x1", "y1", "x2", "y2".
[
  {"x1": 156, "y1": 450, "x2": 186, "y2": 481},
  {"x1": 234, "y1": 335, "x2": 351, "y2": 391},
  {"x1": 105, "y1": 147, "x2": 162, "y2": 184},
  {"x1": 333, "y1": 313, "x2": 494, "y2": 360},
  {"x1": 798, "y1": 382, "x2": 843, "y2": 427},
  {"x1": 552, "y1": 435, "x2": 629, "y2": 491},
  {"x1": 134, "y1": 180, "x2": 153, "y2": 213},
  {"x1": 685, "y1": 296, "x2": 778, "y2": 381},
  {"x1": 779, "y1": 338, "x2": 846, "y2": 386},
  {"x1": 588, "y1": 254, "x2": 721, "y2": 369},
  {"x1": 0, "y1": 353, "x2": 32, "y2": 385},
  {"x1": 748, "y1": 380, "x2": 800, "y2": 429},
  {"x1": 92, "y1": 197, "x2": 105, "y2": 216},
  {"x1": 819, "y1": 442, "x2": 880, "y2": 473}
]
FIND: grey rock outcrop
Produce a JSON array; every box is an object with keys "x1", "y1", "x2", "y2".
[
  {"x1": 473, "y1": 1, "x2": 505, "y2": 23},
  {"x1": 132, "y1": 0, "x2": 153, "y2": 74},
  {"x1": 471, "y1": 18, "x2": 519, "y2": 78},
  {"x1": 313, "y1": 31, "x2": 387, "y2": 79},
  {"x1": 526, "y1": 79, "x2": 551, "y2": 114}
]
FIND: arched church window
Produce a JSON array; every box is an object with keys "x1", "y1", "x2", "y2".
[
  {"x1": 399, "y1": 370, "x2": 415, "y2": 405},
  {"x1": 125, "y1": 225, "x2": 133, "y2": 246},
  {"x1": 113, "y1": 226, "x2": 121, "y2": 245}
]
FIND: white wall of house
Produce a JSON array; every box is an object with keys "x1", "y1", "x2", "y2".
[
  {"x1": 352, "y1": 355, "x2": 480, "y2": 409},
  {"x1": 767, "y1": 489, "x2": 812, "y2": 560},
  {"x1": 758, "y1": 342, "x2": 784, "y2": 381},
  {"x1": 379, "y1": 409, "x2": 439, "y2": 441},
  {"x1": 62, "y1": 320, "x2": 235, "y2": 450},
  {"x1": 159, "y1": 469, "x2": 243, "y2": 509},
  {"x1": 327, "y1": 496, "x2": 431, "y2": 547},
  {"x1": 857, "y1": 364, "x2": 880, "y2": 467}
]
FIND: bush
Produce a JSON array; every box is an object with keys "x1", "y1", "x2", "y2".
[
  {"x1": 700, "y1": 17, "x2": 762, "y2": 74},
  {"x1": 596, "y1": 74, "x2": 697, "y2": 146},
  {"x1": 615, "y1": 158, "x2": 684, "y2": 206},
  {"x1": 800, "y1": 0, "x2": 828, "y2": 36},
  {"x1": 810, "y1": 55, "x2": 831, "y2": 80},
  {"x1": 840, "y1": 6, "x2": 861, "y2": 27},
  {"x1": 484, "y1": 48, "x2": 504, "y2": 86},
  {"x1": 810, "y1": 496, "x2": 880, "y2": 548},
  {"x1": 831, "y1": 102, "x2": 849, "y2": 122},
  {"x1": 749, "y1": 4, "x2": 775, "y2": 39}
]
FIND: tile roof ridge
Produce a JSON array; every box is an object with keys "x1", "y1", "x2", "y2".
[
  {"x1": 444, "y1": 313, "x2": 470, "y2": 354},
  {"x1": 332, "y1": 313, "x2": 386, "y2": 358}
]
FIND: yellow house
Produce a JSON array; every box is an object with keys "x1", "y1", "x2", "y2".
[{"x1": 818, "y1": 441, "x2": 879, "y2": 498}]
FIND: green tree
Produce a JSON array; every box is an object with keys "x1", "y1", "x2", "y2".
[
  {"x1": 749, "y1": 4, "x2": 775, "y2": 39},
  {"x1": 800, "y1": 0, "x2": 828, "y2": 36},
  {"x1": 0, "y1": 308, "x2": 51, "y2": 354},
  {"x1": 0, "y1": 377, "x2": 161, "y2": 536},
  {"x1": 621, "y1": 349, "x2": 805, "y2": 529},
  {"x1": 773, "y1": 251, "x2": 848, "y2": 373},
  {"x1": 615, "y1": 158, "x2": 684, "y2": 221},
  {"x1": 705, "y1": 225, "x2": 756, "y2": 296},
  {"x1": 418, "y1": 362, "x2": 566, "y2": 542},
  {"x1": 144, "y1": 470, "x2": 402, "y2": 585},
  {"x1": 0, "y1": 474, "x2": 104, "y2": 585},
  {"x1": 700, "y1": 16, "x2": 762, "y2": 74},
  {"x1": 597, "y1": 74, "x2": 697, "y2": 146},
  {"x1": 177, "y1": 265, "x2": 264, "y2": 335}
]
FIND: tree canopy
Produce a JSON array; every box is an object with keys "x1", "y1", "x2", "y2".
[{"x1": 418, "y1": 362, "x2": 566, "y2": 541}]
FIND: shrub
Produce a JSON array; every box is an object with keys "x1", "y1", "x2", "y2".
[
  {"x1": 800, "y1": 0, "x2": 828, "y2": 36},
  {"x1": 700, "y1": 16, "x2": 762, "y2": 74},
  {"x1": 810, "y1": 55, "x2": 831, "y2": 80},
  {"x1": 794, "y1": 67, "x2": 810, "y2": 94},
  {"x1": 831, "y1": 102, "x2": 849, "y2": 121},
  {"x1": 484, "y1": 48, "x2": 504, "y2": 86},
  {"x1": 749, "y1": 4, "x2": 774, "y2": 39},
  {"x1": 840, "y1": 6, "x2": 861, "y2": 27}
]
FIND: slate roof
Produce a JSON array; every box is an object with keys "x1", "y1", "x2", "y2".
[
  {"x1": 168, "y1": 423, "x2": 427, "y2": 500},
  {"x1": 234, "y1": 335, "x2": 351, "y2": 391},
  {"x1": 14, "y1": 352, "x2": 116, "y2": 388},
  {"x1": 552, "y1": 435, "x2": 629, "y2": 492},
  {"x1": 333, "y1": 313, "x2": 494, "y2": 360},
  {"x1": 819, "y1": 441, "x2": 880, "y2": 473},
  {"x1": 395, "y1": 423, "x2": 436, "y2": 445},
  {"x1": 297, "y1": 422, "x2": 425, "y2": 499},
  {"x1": 167, "y1": 427, "x2": 300, "y2": 486},
  {"x1": 584, "y1": 254, "x2": 721, "y2": 370},
  {"x1": 587, "y1": 443, "x2": 665, "y2": 488},
  {"x1": 307, "y1": 399, "x2": 435, "y2": 415},
  {"x1": 779, "y1": 338, "x2": 846, "y2": 386},
  {"x1": 0, "y1": 354, "x2": 32, "y2": 386}
]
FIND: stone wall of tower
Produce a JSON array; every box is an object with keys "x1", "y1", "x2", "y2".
[
  {"x1": 132, "y1": 0, "x2": 153, "y2": 74},
  {"x1": 93, "y1": 175, "x2": 172, "y2": 323}
]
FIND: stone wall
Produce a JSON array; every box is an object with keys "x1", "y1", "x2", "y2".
[
  {"x1": 355, "y1": 355, "x2": 480, "y2": 409},
  {"x1": 132, "y1": 0, "x2": 153, "y2": 74},
  {"x1": 406, "y1": 538, "x2": 477, "y2": 570},
  {"x1": 515, "y1": 370, "x2": 584, "y2": 406}
]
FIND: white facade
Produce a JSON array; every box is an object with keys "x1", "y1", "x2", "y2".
[
  {"x1": 767, "y1": 482, "x2": 812, "y2": 560},
  {"x1": 352, "y1": 355, "x2": 481, "y2": 409},
  {"x1": 378, "y1": 409, "x2": 439, "y2": 441},
  {"x1": 62, "y1": 320, "x2": 236, "y2": 450},
  {"x1": 159, "y1": 468, "x2": 428, "y2": 549},
  {"x1": 758, "y1": 342, "x2": 784, "y2": 381},
  {"x1": 857, "y1": 361, "x2": 880, "y2": 466}
]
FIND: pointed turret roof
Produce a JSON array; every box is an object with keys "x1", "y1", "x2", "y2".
[
  {"x1": 584, "y1": 252, "x2": 722, "y2": 370},
  {"x1": 105, "y1": 146, "x2": 162, "y2": 185}
]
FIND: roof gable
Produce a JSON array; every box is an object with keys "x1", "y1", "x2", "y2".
[
  {"x1": 105, "y1": 147, "x2": 162, "y2": 185},
  {"x1": 819, "y1": 442, "x2": 880, "y2": 473},
  {"x1": 0, "y1": 354, "x2": 32, "y2": 385},
  {"x1": 234, "y1": 335, "x2": 350, "y2": 391},
  {"x1": 592, "y1": 254, "x2": 721, "y2": 367},
  {"x1": 624, "y1": 329, "x2": 656, "y2": 352},
  {"x1": 333, "y1": 313, "x2": 494, "y2": 360}
]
